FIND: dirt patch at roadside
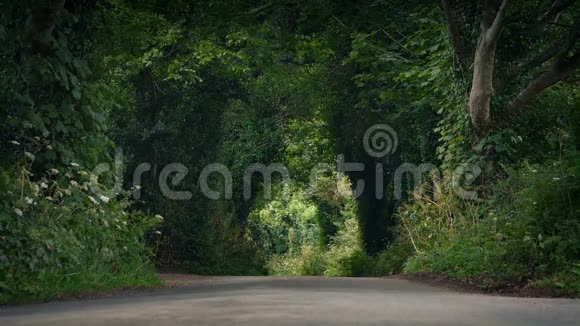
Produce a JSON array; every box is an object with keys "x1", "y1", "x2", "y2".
[{"x1": 392, "y1": 272, "x2": 570, "y2": 298}]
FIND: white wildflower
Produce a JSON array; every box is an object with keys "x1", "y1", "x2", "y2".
[
  {"x1": 46, "y1": 145, "x2": 53, "y2": 150},
  {"x1": 154, "y1": 214, "x2": 164, "y2": 221},
  {"x1": 70, "y1": 162, "x2": 80, "y2": 167},
  {"x1": 553, "y1": 177, "x2": 561, "y2": 181},
  {"x1": 10, "y1": 140, "x2": 20, "y2": 146},
  {"x1": 531, "y1": 169, "x2": 538, "y2": 173},
  {"x1": 30, "y1": 183, "x2": 40, "y2": 194},
  {"x1": 25, "y1": 197, "x2": 33, "y2": 205},
  {"x1": 40, "y1": 182, "x2": 49, "y2": 189},
  {"x1": 154, "y1": 231, "x2": 162, "y2": 235},
  {"x1": 24, "y1": 152, "x2": 35, "y2": 161},
  {"x1": 46, "y1": 196, "x2": 53, "y2": 201},
  {"x1": 64, "y1": 189, "x2": 71, "y2": 196},
  {"x1": 14, "y1": 208, "x2": 23, "y2": 217},
  {"x1": 70, "y1": 180, "x2": 78, "y2": 187},
  {"x1": 49, "y1": 168, "x2": 59, "y2": 175},
  {"x1": 99, "y1": 195, "x2": 110, "y2": 203},
  {"x1": 88, "y1": 196, "x2": 98, "y2": 204},
  {"x1": 33, "y1": 136, "x2": 41, "y2": 141}
]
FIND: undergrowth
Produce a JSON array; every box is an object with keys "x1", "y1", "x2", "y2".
[
  {"x1": 397, "y1": 151, "x2": 580, "y2": 295},
  {"x1": 0, "y1": 164, "x2": 161, "y2": 304}
]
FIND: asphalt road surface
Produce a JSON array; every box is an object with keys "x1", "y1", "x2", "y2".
[{"x1": 1, "y1": 275, "x2": 579, "y2": 325}]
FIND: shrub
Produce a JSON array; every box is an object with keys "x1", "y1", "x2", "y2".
[
  {"x1": 324, "y1": 218, "x2": 367, "y2": 277},
  {"x1": 268, "y1": 245, "x2": 326, "y2": 276},
  {"x1": 0, "y1": 165, "x2": 160, "y2": 303},
  {"x1": 247, "y1": 172, "x2": 368, "y2": 276},
  {"x1": 364, "y1": 242, "x2": 414, "y2": 277},
  {"x1": 397, "y1": 151, "x2": 580, "y2": 294}
]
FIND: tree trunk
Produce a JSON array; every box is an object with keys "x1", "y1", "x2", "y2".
[
  {"x1": 469, "y1": 35, "x2": 497, "y2": 139},
  {"x1": 468, "y1": 0, "x2": 510, "y2": 140}
]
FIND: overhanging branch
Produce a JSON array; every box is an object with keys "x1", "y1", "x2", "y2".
[
  {"x1": 534, "y1": 0, "x2": 578, "y2": 32},
  {"x1": 505, "y1": 15, "x2": 579, "y2": 82},
  {"x1": 507, "y1": 51, "x2": 580, "y2": 116}
]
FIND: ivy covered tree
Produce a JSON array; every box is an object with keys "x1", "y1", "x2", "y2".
[{"x1": 441, "y1": 0, "x2": 580, "y2": 139}]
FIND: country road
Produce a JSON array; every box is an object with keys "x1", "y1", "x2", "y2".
[{"x1": 1, "y1": 275, "x2": 579, "y2": 325}]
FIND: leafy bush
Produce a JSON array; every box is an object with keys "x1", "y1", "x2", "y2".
[
  {"x1": 398, "y1": 152, "x2": 580, "y2": 294},
  {"x1": 268, "y1": 245, "x2": 326, "y2": 276},
  {"x1": 0, "y1": 164, "x2": 160, "y2": 303},
  {"x1": 324, "y1": 218, "x2": 367, "y2": 277},
  {"x1": 180, "y1": 214, "x2": 265, "y2": 276},
  {"x1": 247, "y1": 173, "x2": 367, "y2": 277},
  {"x1": 363, "y1": 242, "x2": 414, "y2": 277}
]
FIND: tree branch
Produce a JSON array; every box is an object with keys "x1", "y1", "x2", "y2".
[
  {"x1": 507, "y1": 51, "x2": 580, "y2": 116},
  {"x1": 483, "y1": 0, "x2": 498, "y2": 28},
  {"x1": 541, "y1": 0, "x2": 577, "y2": 25},
  {"x1": 440, "y1": 0, "x2": 469, "y2": 70},
  {"x1": 246, "y1": 1, "x2": 282, "y2": 16},
  {"x1": 487, "y1": 0, "x2": 511, "y2": 44},
  {"x1": 524, "y1": 0, "x2": 577, "y2": 34},
  {"x1": 505, "y1": 15, "x2": 579, "y2": 81},
  {"x1": 507, "y1": 35, "x2": 569, "y2": 79}
]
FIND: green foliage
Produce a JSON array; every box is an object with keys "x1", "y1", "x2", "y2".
[
  {"x1": 248, "y1": 173, "x2": 367, "y2": 277},
  {"x1": 3, "y1": 0, "x2": 579, "y2": 302},
  {"x1": 268, "y1": 245, "x2": 326, "y2": 276},
  {"x1": 180, "y1": 215, "x2": 264, "y2": 276},
  {"x1": 247, "y1": 189, "x2": 320, "y2": 256},
  {"x1": 324, "y1": 218, "x2": 367, "y2": 277},
  {"x1": 0, "y1": 1, "x2": 161, "y2": 303},
  {"x1": 0, "y1": 6, "x2": 114, "y2": 170},
  {"x1": 363, "y1": 242, "x2": 414, "y2": 277},
  {"x1": 399, "y1": 152, "x2": 580, "y2": 295},
  {"x1": 0, "y1": 164, "x2": 160, "y2": 303},
  {"x1": 283, "y1": 116, "x2": 335, "y2": 183}
]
